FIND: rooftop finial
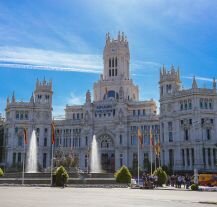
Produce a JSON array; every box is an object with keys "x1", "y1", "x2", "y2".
[
  {"x1": 12, "y1": 91, "x2": 15, "y2": 103},
  {"x1": 213, "y1": 77, "x2": 216, "y2": 89},
  {"x1": 118, "y1": 31, "x2": 121, "y2": 41},
  {"x1": 192, "y1": 76, "x2": 198, "y2": 89},
  {"x1": 121, "y1": 32, "x2": 124, "y2": 41}
]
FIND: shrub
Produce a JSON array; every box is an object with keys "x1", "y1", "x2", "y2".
[
  {"x1": 0, "y1": 168, "x2": 3, "y2": 176},
  {"x1": 115, "y1": 165, "x2": 132, "y2": 183},
  {"x1": 153, "y1": 167, "x2": 167, "y2": 186},
  {"x1": 190, "y1": 184, "x2": 199, "y2": 191},
  {"x1": 55, "y1": 165, "x2": 69, "y2": 186}
]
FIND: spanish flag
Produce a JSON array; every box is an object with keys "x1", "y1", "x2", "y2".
[
  {"x1": 23, "y1": 128, "x2": 27, "y2": 144},
  {"x1": 51, "y1": 122, "x2": 55, "y2": 145},
  {"x1": 150, "y1": 128, "x2": 154, "y2": 146},
  {"x1": 138, "y1": 128, "x2": 143, "y2": 146}
]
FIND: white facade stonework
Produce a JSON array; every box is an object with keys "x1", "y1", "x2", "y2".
[{"x1": 3, "y1": 32, "x2": 217, "y2": 173}]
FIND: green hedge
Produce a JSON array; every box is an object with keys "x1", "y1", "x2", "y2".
[
  {"x1": 190, "y1": 184, "x2": 199, "y2": 191},
  {"x1": 115, "y1": 165, "x2": 132, "y2": 183},
  {"x1": 153, "y1": 167, "x2": 167, "y2": 186},
  {"x1": 54, "y1": 166, "x2": 69, "y2": 186},
  {"x1": 0, "y1": 168, "x2": 3, "y2": 176}
]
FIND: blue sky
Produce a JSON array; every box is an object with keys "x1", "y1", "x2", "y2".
[{"x1": 0, "y1": 0, "x2": 217, "y2": 117}]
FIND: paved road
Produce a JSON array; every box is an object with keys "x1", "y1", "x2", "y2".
[{"x1": 0, "y1": 187, "x2": 217, "y2": 207}]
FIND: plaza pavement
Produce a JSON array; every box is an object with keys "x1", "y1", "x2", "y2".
[{"x1": 0, "y1": 187, "x2": 217, "y2": 207}]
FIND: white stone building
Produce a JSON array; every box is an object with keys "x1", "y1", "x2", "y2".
[
  {"x1": 160, "y1": 66, "x2": 217, "y2": 172},
  {"x1": 3, "y1": 32, "x2": 217, "y2": 173}
]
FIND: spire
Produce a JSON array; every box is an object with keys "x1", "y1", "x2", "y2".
[
  {"x1": 86, "y1": 90, "x2": 91, "y2": 104},
  {"x1": 30, "y1": 92, "x2": 34, "y2": 103},
  {"x1": 118, "y1": 31, "x2": 121, "y2": 41},
  {"x1": 121, "y1": 32, "x2": 124, "y2": 41},
  {"x1": 12, "y1": 91, "x2": 15, "y2": 103},
  {"x1": 7, "y1": 96, "x2": 10, "y2": 105},
  {"x1": 213, "y1": 77, "x2": 216, "y2": 89},
  {"x1": 192, "y1": 76, "x2": 198, "y2": 89}
]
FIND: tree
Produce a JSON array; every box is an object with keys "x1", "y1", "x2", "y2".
[
  {"x1": 54, "y1": 166, "x2": 69, "y2": 187},
  {"x1": 115, "y1": 165, "x2": 132, "y2": 183},
  {"x1": 153, "y1": 167, "x2": 167, "y2": 186},
  {"x1": 0, "y1": 168, "x2": 3, "y2": 176}
]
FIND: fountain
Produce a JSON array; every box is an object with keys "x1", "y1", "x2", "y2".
[
  {"x1": 26, "y1": 130, "x2": 38, "y2": 173},
  {"x1": 90, "y1": 135, "x2": 101, "y2": 173}
]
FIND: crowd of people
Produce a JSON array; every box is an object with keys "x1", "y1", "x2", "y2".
[{"x1": 166, "y1": 174, "x2": 192, "y2": 189}]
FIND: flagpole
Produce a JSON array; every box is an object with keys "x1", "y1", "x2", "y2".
[
  {"x1": 22, "y1": 141, "x2": 25, "y2": 185},
  {"x1": 137, "y1": 133, "x2": 140, "y2": 186},
  {"x1": 150, "y1": 128, "x2": 153, "y2": 175},
  {"x1": 50, "y1": 142, "x2": 54, "y2": 186}
]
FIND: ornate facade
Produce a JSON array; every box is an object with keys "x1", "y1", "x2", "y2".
[{"x1": 3, "y1": 32, "x2": 217, "y2": 173}]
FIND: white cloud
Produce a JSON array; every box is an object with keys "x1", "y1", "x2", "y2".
[
  {"x1": 0, "y1": 46, "x2": 103, "y2": 74},
  {"x1": 67, "y1": 92, "x2": 85, "y2": 105},
  {"x1": 182, "y1": 76, "x2": 214, "y2": 82}
]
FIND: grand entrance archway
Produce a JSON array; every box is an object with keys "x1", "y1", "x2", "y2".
[{"x1": 98, "y1": 134, "x2": 115, "y2": 172}]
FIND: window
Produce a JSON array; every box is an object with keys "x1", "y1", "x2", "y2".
[
  {"x1": 161, "y1": 86, "x2": 163, "y2": 96},
  {"x1": 180, "y1": 102, "x2": 183, "y2": 111},
  {"x1": 133, "y1": 110, "x2": 136, "y2": 116},
  {"x1": 184, "y1": 101, "x2": 187, "y2": 110},
  {"x1": 85, "y1": 155, "x2": 88, "y2": 168},
  {"x1": 200, "y1": 99, "x2": 203, "y2": 109},
  {"x1": 168, "y1": 122, "x2": 173, "y2": 142},
  {"x1": 207, "y1": 129, "x2": 211, "y2": 140},
  {"x1": 209, "y1": 100, "x2": 213, "y2": 109},
  {"x1": 208, "y1": 148, "x2": 211, "y2": 166},
  {"x1": 109, "y1": 59, "x2": 111, "y2": 67},
  {"x1": 138, "y1": 110, "x2": 140, "y2": 116},
  {"x1": 44, "y1": 138, "x2": 47, "y2": 147},
  {"x1": 119, "y1": 134, "x2": 122, "y2": 145},
  {"x1": 115, "y1": 69, "x2": 117, "y2": 76},
  {"x1": 169, "y1": 149, "x2": 174, "y2": 167},
  {"x1": 18, "y1": 136, "x2": 22, "y2": 146},
  {"x1": 186, "y1": 149, "x2": 190, "y2": 166},
  {"x1": 16, "y1": 111, "x2": 19, "y2": 120},
  {"x1": 131, "y1": 136, "x2": 136, "y2": 145},
  {"x1": 143, "y1": 109, "x2": 145, "y2": 116},
  {"x1": 13, "y1": 153, "x2": 16, "y2": 165},
  {"x1": 188, "y1": 100, "x2": 192, "y2": 109},
  {"x1": 204, "y1": 99, "x2": 208, "y2": 109},
  {"x1": 184, "y1": 129, "x2": 189, "y2": 141},
  {"x1": 43, "y1": 153, "x2": 47, "y2": 168},
  {"x1": 20, "y1": 112, "x2": 24, "y2": 120},
  {"x1": 18, "y1": 152, "x2": 21, "y2": 164},
  {"x1": 120, "y1": 153, "x2": 123, "y2": 167}
]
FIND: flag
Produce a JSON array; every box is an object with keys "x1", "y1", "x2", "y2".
[
  {"x1": 154, "y1": 136, "x2": 161, "y2": 156},
  {"x1": 51, "y1": 122, "x2": 55, "y2": 145},
  {"x1": 137, "y1": 128, "x2": 143, "y2": 146},
  {"x1": 23, "y1": 128, "x2": 27, "y2": 144},
  {"x1": 150, "y1": 128, "x2": 154, "y2": 146}
]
